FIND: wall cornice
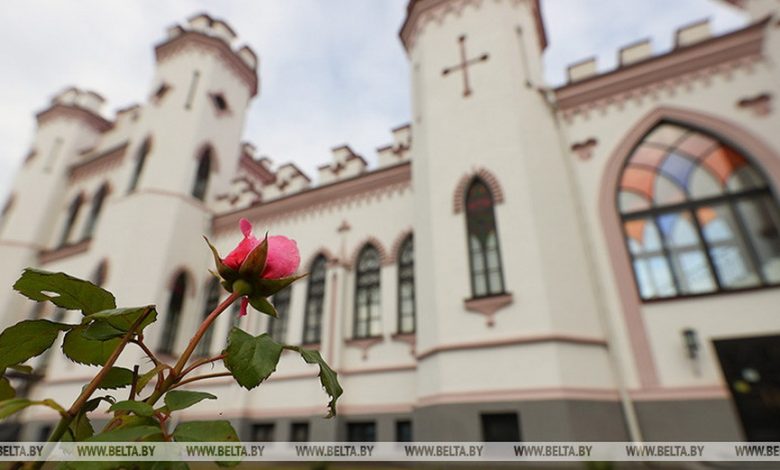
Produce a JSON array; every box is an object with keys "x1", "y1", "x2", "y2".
[
  {"x1": 68, "y1": 142, "x2": 128, "y2": 183},
  {"x1": 35, "y1": 104, "x2": 112, "y2": 133}
]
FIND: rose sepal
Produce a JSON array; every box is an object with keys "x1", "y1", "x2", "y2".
[
  {"x1": 248, "y1": 295, "x2": 278, "y2": 318},
  {"x1": 204, "y1": 237, "x2": 239, "y2": 283},
  {"x1": 255, "y1": 274, "x2": 308, "y2": 298},
  {"x1": 238, "y1": 233, "x2": 269, "y2": 278}
]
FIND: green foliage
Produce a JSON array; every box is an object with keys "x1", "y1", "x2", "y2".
[
  {"x1": 69, "y1": 397, "x2": 101, "y2": 441},
  {"x1": 83, "y1": 306, "x2": 157, "y2": 333},
  {"x1": 108, "y1": 400, "x2": 154, "y2": 417},
  {"x1": 86, "y1": 425, "x2": 163, "y2": 442},
  {"x1": 136, "y1": 365, "x2": 166, "y2": 394},
  {"x1": 0, "y1": 377, "x2": 14, "y2": 400},
  {"x1": 62, "y1": 326, "x2": 122, "y2": 366},
  {"x1": 0, "y1": 319, "x2": 71, "y2": 369},
  {"x1": 13, "y1": 268, "x2": 116, "y2": 315},
  {"x1": 82, "y1": 320, "x2": 125, "y2": 341},
  {"x1": 254, "y1": 274, "x2": 307, "y2": 298},
  {"x1": 0, "y1": 398, "x2": 32, "y2": 419},
  {"x1": 96, "y1": 367, "x2": 135, "y2": 390},
  {"x1": 223, "y1": 328, "x2": 283, "y2": 389},
  {"x1": 172, "y1": 420, "x2": 239, "y2": 442},
  {"x1": 248, "y1": 295, "x2": 278, "y2": 318},
  {"x1": 164, "y1": 390, "x2": 217, "y2": 412},
  {"x1": 284, "y1": 346, "x2": 343, "y2": 418},
  {"x1": 204, "y1": 237, "x2": 239, "y2": 284}
]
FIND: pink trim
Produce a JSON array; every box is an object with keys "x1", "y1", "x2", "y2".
[
  {"x1": 391, "y1": 332, "x2": 416, "y2": 355},
  {"x1": 68, "y1": 143, "x2": 128, "y2": 183},
  {"x1": 240, "y1": 153, "x2": 276, "y2": 185},
  {"x1": 453, "y1": 167, "x2": 506, "y2": 214},
  {"x1": 344, "y1": 337, "x2": 384, "y2": 360},
  {"x1": 39, "y1": 239, "x2": 91, "y2": 265},
  {"x1": 303, "y1": 248, "x2": 337, "y2": 271},
  {"x1": 571, "y1": 138, "x2": 598, "y2": 161},
  {"x1": 389, "y1": 228, "x2": 413, "y2": 264},
  {"x1": 463, "y1": 293, "x2": 513, "y2": 327},
  {"x1": 36, "y1": 103, "x2": 112, "y2": 133},
  {"x1": 418, "y1": 387, "x2": 620, "y2": 406},
  {"x1": 598, "y1": 105, "x2": 780, "y2": 389},
  {"x1": 630, "y1": 385, "x2": 729, "y2": 401},
  {"x1": 341, "y1": 363, "x2": 416, "y2": 376},
  {"x1": 326, "y1": 272, "x2": 339, "y2": 361},
  {"x1": 416, "y1": 333, "x2": 607, "y2": 360},
  {"x1": 737, "y1": 93, "x2": 772, "y2": 117},
  {"x1": 348, "y1": 237, "x2": 391, "y2": 268}
]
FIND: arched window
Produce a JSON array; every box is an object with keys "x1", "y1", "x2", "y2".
[
  {"x1": 92, "y1": 260, "x2": 109, "y2": 287},
  {"x1": 302, "y1": 255, "x2": 327, "y2": 344},
  {"x1": 354, "y1": 244, "x2": 382, "y2": 338},
  {"x1": 397, "y1": 235, "x2": 415, "y2": 334},
  {"x1": 618, "y1": 122, "x2": 780, "y2": 300},
  {"x1": 465, "y1": 178, "x2": 505, "y2": 297},
  {"x1": 81, "y1": 184, "x2": 109, "y2": 240},
  {"x1": 0, "y1": 194, "x2": 14, "y2": 235},
  {"x1": 128, "y1": 138, "x2": 151, "y2": 192},
  {"x1": 59, "y1": 194, "x2": 84, "y2": 246},
  {"x1": 191, "y1": 148, "x2": 212, "y2": 201},
  {"x1": 158, "y1": 271, "x2": 188, "y2": 354},
  {"x1": 195, "y1": 278, "x2": 221, "y2": 357},
  {"x1": 267, "y1": 286, "x2": 292, "y2": 342}
]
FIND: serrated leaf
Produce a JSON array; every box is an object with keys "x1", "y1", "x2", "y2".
[
  {"x1": 204, "y1": 237, "x2": 239, "y2": 283},
  {"x1": 0, "y1": 377, "x2": 15, "y2": 400},
  {"x1": 173, "y1": 420, "x2": 239, "y2": 442},
  {"x1": 109, "y1": 400, "x2": 154, "y2": 417},
  {"x1": 136, "y1": 365, "x2": 165, "y2": 394},
  {"x1": 255, "y1": 274, "x2": 307, "y2": 298},
  {"x1": 247, "y1": 295, "x2": 277, "y2": 318},
  {"x1": 82, "y1": 320, "x2": 124, "y2": 341},
  {"x1": 285, "y1": 346, "x2": 343, "y2": 418},
  {"x1": 13, "y1": 268, "x2": 116, "y2": 315},
  {"x1": 97, "y1": 367, "x2": 134, "y2": 390},
  {"x1": 0, "y1": 319, "x2": 71, "y2": 369},
  {"x1": 164, "y1": 390, "x2": 217, "y2": 412},
  {"x1": 62, "y1": 326, "x2": 121, "y2": 366},
  {"x1": 0, "y1": 398, "x2": 33, "y2": 419},
  {"x1": 223, "y1": 328, "x2": 282, "y2": 390},
  {"x1": 70, "y1": 407, "x2": 95, "y2": 441},
  {"x1": 86, "y1": 425, "x2": 163, "y2": 442},
  {"x1": 83, "y1": 306, "x2": 156, "y2": 333}
]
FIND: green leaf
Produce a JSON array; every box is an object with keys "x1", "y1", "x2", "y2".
[
  {"x1": 97, "y1": 367, "x2": 134, "y2": 390},
  {"x1": 136, "y1": 365, "x2": 165, "y2": 394},
  {"x1": 70, "y1": 402, "x2": 97, "y2": 441},
  {"x1": 109, "y1": 400, "x2": 154, "y2": 417},
  {"x1": 13, "y1": 268, "x2": 116, "y2": 315},
  {"x1": 255, "y1": 274, "x2": 307, "y2": 298},
  {"x1": 223, "y1": 328, "x2": 282, "y2": 390},
  {"x1": 0, "y1": 319, "x2": 71, "y2": 369},
  {"x1": 0, "y1": 398, "x2": 33, "y2": 419},
  {"x1": 82, "y1": 320, "x2": 124, "y2": 341},
  {"x1": 247, "y1": 295, "x2": 277, "y2": 318},
  {"x1": 62, "y1": 326, "x2": 121, "y2": 366},
  {"x1": 164, "y1": 390, "x2": 217, "y2": 412},
  {"x1": 285, "y1": 346, "x2": 343, "y2": 418},
  {"x1": 173, "y1": 420, "x2": 239, "y2": 442},
  {"x1": 87, "y1": 425, "x2": 163, "y2": 442},
  {"x1": 239, "y1": 234, "x2": 269, "y2": 278},
  {"x1": 204, "y1": 237, "x2": 239, "y2": 283},
  {"x1": 83, "y1": 306, "x2": 157, "y2": 333},
  {"x1": 0, "y1": 377, "x2": 15, "y2": 400}
]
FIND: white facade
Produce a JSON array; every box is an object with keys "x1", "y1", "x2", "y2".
[{"x1": 1, "y1": 2, "x2": 780, "y2": 442}]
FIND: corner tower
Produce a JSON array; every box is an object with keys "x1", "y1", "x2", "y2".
[{"x1": 403, "y1": 0, "x2": 623, "y2": 440}]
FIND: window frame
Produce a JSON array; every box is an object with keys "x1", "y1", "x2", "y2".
[
  {"x1": 302, "y1": 255, "x2": 327, "y2": 345},
  {"x1": 396, "y1": 235, "x2": 416, "y2": 334},
  {"x1": 353, "y1": 244, "x2": 382, "y2": 339},
  {"x1": 464, "y1": 177, "x2": 506, "y2": 299}
]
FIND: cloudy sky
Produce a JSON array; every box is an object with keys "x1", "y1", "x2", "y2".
[{"x1": 0, "y1": 0, "x2": 746, "y2": 203}]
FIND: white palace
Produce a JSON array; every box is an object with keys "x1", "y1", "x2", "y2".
[{"x1": 1, "y1": 0, "x2": 779, "y2": 442}]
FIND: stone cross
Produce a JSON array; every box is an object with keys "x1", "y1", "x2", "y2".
[{"x1": 442, "y1": 35, "x2": 489, "y2": 97}]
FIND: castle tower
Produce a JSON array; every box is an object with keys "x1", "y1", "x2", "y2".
[{"x1": 402, "y1": 0, "x2": 623, "y2": 440}]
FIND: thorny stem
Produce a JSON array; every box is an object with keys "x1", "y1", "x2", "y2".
[
  {"x1": 180, "y1": 353, "x2": 226, "y2": 378},
  {"x1": 131, "y1": 337, "x2": 163, "y2": 367},
  {"x1": 171, "y1": 372, "x2": 232, "y2": 389}
]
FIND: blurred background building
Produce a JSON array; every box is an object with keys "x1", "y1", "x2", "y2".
[{"x1": 0, "y1": 0, "x2": 779, "y2": 442}]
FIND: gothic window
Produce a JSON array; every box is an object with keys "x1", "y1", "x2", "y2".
[
  {"x1": 465, "y1": 178, "x2": 505, "y2": 297},
  {"x1": 267, "y1": 286, "x2": 292, "y2": 342},
  {"x1": 81, "y1": 183, "x2": 109, "y2": 240},
  {"x1": 158, "y1": 271, "x2": 188, "y2": 355},
  {"x1": 618, "y1": 122, "x2": 780, "y2": 300},
  {"x1": 128, "y1": 138, "x2": 151, "y2": 192},
  {"x1": 195, "y1": 278, "x2": 221, "y2": 357},
  {"x1": 354, "y1": 244, "x2": 382, "y2": 338},
  {"x1": 302, "y1": 255, "x2": 327, "y2": 344},
  {"x1": 92, "y1": 260, "x2": 108, "y2": 287},
  {"x1": 191, "y1": 148, "x2": 212, "y2": 201},
  {"x1": 397, "y1": 235, "x2": 415, "y2": 334},
  {"x1": 59, "y1": 194, "x2": 84, "y2": 246}
]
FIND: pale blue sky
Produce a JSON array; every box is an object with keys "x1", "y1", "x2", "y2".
[{"x1": 0, "y1": 0, "x2": 746, "y2": 203}]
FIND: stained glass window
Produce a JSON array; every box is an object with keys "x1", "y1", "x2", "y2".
[
  {"x1": 354, "y1": 245, "x2": 382, "y2": 338},
  {"x1": 195, "y1": 278, "x2": 221, "y2": 357},
  {"x1": 466, "y1": 179, "x2": 505, "y2": 297},
  {"x1": 619, "y1": 122, "x2": 780, "y2": 300},
  {"x1": 397, "y1": 236, "x2": 415, "y2": 334},
  {"x1": 158, "y1": 272, "x2": 188, "y2": 354},
  {"x1": 191, "y1": 148, "x2": 212, "y2": 201},
  {"x1": 267, "y1": 286, "x2": 292, "y2": 342},
  {"x1": 302, "y1": 255, "x2": 327, "y2": 344}
]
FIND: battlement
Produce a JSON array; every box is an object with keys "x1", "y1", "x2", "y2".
[
  {"x1": 36, "y1": 87, "x2": 112, "y2": 132},
  {"x1": 377, "y1": 124, "x2": 412, "y2": 168}
]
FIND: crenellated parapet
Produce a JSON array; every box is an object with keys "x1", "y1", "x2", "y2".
[
  {"x1": 155, "y1": 13, "x2": 259, "y2": 96},
  {"x1": 317, "y1": 146, "x2": 368, "y2": 185},
  {"x1": 377, "y1": 124, "x2": 412, "y2": 168},
  {"x1": 35, "y1": 87, "x2": 112, "y2": 133}
]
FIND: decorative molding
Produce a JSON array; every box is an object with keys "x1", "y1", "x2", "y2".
[
  {"x1": 629, "y1": 385, "x2": 728, "y2": 401},
  {"x1": 417, "y1": 386, "x2": 620, "y2": 407},
  {"x1": 348, "y1": 236, "x2": 391, "y2": 269},
  {"x1": 391, "y1": 332, "x2": 417, "y2": 356},
  {"x1": 69, "y1": 142, "x2": 128, "y2": 183},
  {"x1": 570, "y1": 138, "x2": 598, "y2": 161},
  {"x1": 452, "y1": 167, "x2": 505, "y2": 214},
  {"x1": 389, "y1": 228, "x2": 413, "y2": 264},
  {"x1": 463, "y1": 293, "x2": 513, "y2": 326},
  {"x1": 337, "y1": 220, "x2": 351, "y2": 233},
  {"x1": 416, "y1": 332, "x2": 607, "y2": 360},
  {"x1": 341, "y1": 363, "x2": 416, "y2": 376},
  {"x1": 737, "y1": 92, "x2": 772, "y2": 117},
  {"x1": 36, "y1": 103, "x2": 112, "y2": 133},
  {"x1": 155, "y1": 31, "x2": 258, "y2": 97},
  {"x1": 344, "y1": 336, "x2": 384, "y2": 360},
  {"x1": 555, "y1": 18, "x2": 768, "y2": 118},
  {"x1": 38, "y1": 239, "x2": 91, "y2": 265},
  {"x1": 303, "y1": 248, "x2": 337, "y2": 271},
  {"x1": 214, "y1": 162, "x2": 411, "y2": 234}
]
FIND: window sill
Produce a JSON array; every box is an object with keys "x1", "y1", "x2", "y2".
[
  {"x1": 464, "y1": 293, "x2": 513, "y2": 327},
  {"x1": 345, "y1": 336, "x2": 384, "y2": 360},
  {"x1": 391, "y1": 332, "x2": 416, "y2": 355},
  {"x1": 39, "y1": 238, "x2": 91, "y2": 265},
  {"x1": 640, "y1": 283, "x2": 780, "y2": 304}
]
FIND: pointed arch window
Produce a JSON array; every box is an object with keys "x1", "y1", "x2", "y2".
[
  {"x1": 465, "y1": 179, "x2": 505, "y2": 297},
  {"x1": 354, "y1": 245, "x2": 382, "y2": 338},
  {"x1": 158, "y1": 272, "x2": 188, "y2": 355},
  {"x1": 191, "y1": 148, "x2": 212, "y2": 201},
  {"x1": 81, "y1": 183, "x2": 109, "y2": 240},
  {"x1": 397, "y1": 236, "x2": 415, "y2": 334},
  {"x1": 59, "y1": 194, "x2": 84, "y2": 246},
  {"x1": 267, "y1": 286, "x2": 292, "y2": 342},
  {"x1": 302, "y1": 255, "x2": 327, "y2": 344},
  {"x1": 618, "y1": 122, "x2": 780, "y2": 300},
  {"x1": 128, "y1": 138, "x2": 151, "y2": 192},
  {"x1": 195, "y1": 278, "x2": 221, "y2": 357}
]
